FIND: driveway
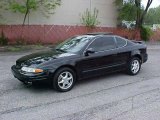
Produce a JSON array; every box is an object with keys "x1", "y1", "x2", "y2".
[{"x1": 0, "y1": 44, "x2": 160, "y2": 120}]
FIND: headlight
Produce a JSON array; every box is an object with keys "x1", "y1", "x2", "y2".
[{"x1": 21, "y1": 67, "x2": 43, "y2": 73}]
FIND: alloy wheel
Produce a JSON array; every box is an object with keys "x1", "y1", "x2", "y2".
[
  {"x1": 58, "y1": 71, "x2": 73, "y2": 90},
  {"x1": 131, "y1": 59, "x2": 140, "y2": 74}
]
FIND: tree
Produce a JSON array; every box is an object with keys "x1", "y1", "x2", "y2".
[
  {"x1": 2, "y1": 0, "x2": 61, "y2": 25},
  {"x1": 135, "y1": 0, "x2": 153, "y2": 28},
  {"x1": 115, "y1": 0, "x2": 153, "y2": 28},
  {"x1": 144, "y1": 5, "x2": 160, "y2": 24},
  {"x1": 115, "y1": 0, "x2": 136, "y2": 21}
]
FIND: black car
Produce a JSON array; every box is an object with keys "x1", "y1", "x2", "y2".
[{"x1": 11, "y1": 33, "x2": 148, "y2": 92}]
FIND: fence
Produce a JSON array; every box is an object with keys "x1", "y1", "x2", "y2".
[{"x1": 0, "y1": 25, "x2": 142, "y2": 44}]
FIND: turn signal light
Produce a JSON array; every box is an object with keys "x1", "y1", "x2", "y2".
[{"x1": 35, "y1": 69, "x2": 43, "y2": 73}]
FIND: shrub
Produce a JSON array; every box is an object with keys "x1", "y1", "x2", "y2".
[
  {"x1": 140, "y1": 26, "x2": 153, "y2": 41},
  {"x1": 15, "y1": 38, "x2": 26, "y2": 45},
  {"x1": 81, "y1": 8, "x2": 100, "y2": 28},
  {"x1": 0, "y1": 31, "x2": 8, "y2": 45}
]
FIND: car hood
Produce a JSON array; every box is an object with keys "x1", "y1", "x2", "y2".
[{"x1": 16, "y1": 49, "x2": 76, "y2": 67}]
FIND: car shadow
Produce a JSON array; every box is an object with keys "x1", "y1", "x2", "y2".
[
  {"x1": 76, "y1": 71, "x2": 124, "y2": 85},
  {"x1": 24, "y1": 72, "x2": 125, "y2": 91},
  {"x1": 20, "y1": 71, "x2": 126, "y2": 92},
  {"x1": 22, "y1": 82, "x2": 53, "y2": 92}
]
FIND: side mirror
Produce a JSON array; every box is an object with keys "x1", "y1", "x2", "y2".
[{"x1": 84, "y1": 48, "x2": 95, "y2": 56}]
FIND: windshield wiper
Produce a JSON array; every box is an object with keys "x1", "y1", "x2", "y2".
[{"x1": 55, "y1": 48, "x2": 66, "y2": 52}]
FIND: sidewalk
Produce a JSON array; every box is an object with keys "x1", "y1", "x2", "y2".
[{"x1": 0, "y1": 45, "x2": 52, "y2": 52}]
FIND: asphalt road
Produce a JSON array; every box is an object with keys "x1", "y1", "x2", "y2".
[{"x1": 0, "y1": 45, "x2": 160, "y2": 120}]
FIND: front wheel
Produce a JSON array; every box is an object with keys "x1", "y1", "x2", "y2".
[
  {"x1": 52, "y1": 67, "x2": 76, "y2": 92},
  {"x1": 127, "y1": 57, "x2": 141, "y2": 75}
]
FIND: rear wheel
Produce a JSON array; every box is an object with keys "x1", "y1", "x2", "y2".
[
  {"x1": 52, "y1": 67, "x2": 76, "y2": 92},
  {"x1": 127, "y1": 57, "x2": 141, "y2": 75}
]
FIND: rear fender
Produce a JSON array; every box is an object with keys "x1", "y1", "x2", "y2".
[
  {"x1": 131, "y1": 50, "x2": 142, "y2": 62},
  {"x1": 131, "y1": 50, "x2": 141, "y2": 56}
]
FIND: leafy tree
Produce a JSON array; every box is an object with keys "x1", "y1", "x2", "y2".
[
  {"x1": 2, "y1": 0, "x2": 61, "y2": 25},
  {"x1": 145, "y1": 5, "x2": 160, "y2": 24},
  {"x1": 115, "y1": 0, "x2": 153, "y2": 28},
  {"x1": 117, "y1": 2, "x2": 137, "y2": 21},
  {"x1": 135, "y1": 0, "x2": 153, "y2": 28}
]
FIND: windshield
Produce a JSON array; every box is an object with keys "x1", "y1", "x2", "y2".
[{"x1": 55, "y1": 35, "x2": 94, "y2": 53}]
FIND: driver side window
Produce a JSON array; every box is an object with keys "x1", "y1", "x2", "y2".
[{"x1": 88, "y1": 37, "x2": 116, "y2": 52}]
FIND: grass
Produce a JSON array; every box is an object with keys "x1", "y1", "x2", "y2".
[
  {"x1": 7, "y1": 47, "x2": 22, "y2": 52},
  {"x1": 0, "y1": 45, "x2": 50, "y2": 52}
]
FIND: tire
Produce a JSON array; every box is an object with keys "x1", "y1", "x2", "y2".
[
  {"x1": 127, "y1": 57, "x2": 141, "y2": 75},
  {"x1": 52, "y1": 67, "x2": 76, "y2": 92}
]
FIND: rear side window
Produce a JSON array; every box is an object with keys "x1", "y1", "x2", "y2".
[
  {"x1": 89, "y1": 37, "x2": 116, "y2": 52},
  {"x1": 115, "y1": 37, "x2": 127, "y2": 48}
]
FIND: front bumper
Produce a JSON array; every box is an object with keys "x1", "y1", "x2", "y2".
[{"x1": 11, "y1": 65, "x2": 49, "y2": 83}]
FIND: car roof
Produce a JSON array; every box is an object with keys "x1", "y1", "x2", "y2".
[
  {"x1": 75, "y1": 33, "x2": 128, "y2": 41},
  {"x1": 84, "y1": 33, "x2": 128, "y2": 41},
  {"x1": 86, "y1": 32, "x2": 113, "y2": 36}
]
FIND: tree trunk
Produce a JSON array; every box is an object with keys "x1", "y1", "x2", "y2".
[
  {"x1": 135, "y1": 0, "x2": 142, "y2": 28},
  {"x1": 135, "y1": 0, "x2": 153, "y2": 28},
  {"x1": 22, "y1": 0, "x2": 30, "y2": 25}
]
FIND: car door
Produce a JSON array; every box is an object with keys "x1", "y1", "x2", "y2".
[
  {"x1": 114, "y1": 36, "x2": 130, "y2": 69},
  {"x1": 77, "y1": 36, "x2": 118, "y2": 78}
]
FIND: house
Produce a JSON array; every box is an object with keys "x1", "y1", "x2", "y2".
[
  {"x1": 4, "y1": 0, "x2": 117, "y2": 27},
  {"x1": 1, "y1": 0, "x2": 141, "y2": 44}
]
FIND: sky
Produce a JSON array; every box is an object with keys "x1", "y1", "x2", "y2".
[{"x1": 142, "y1": 0, "x2": 160, "y2": 8}]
